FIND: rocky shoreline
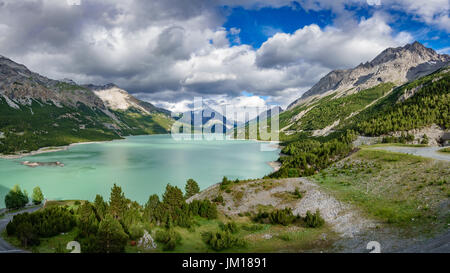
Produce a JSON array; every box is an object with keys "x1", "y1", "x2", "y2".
[{"x1": 268, "y1": 161, "x2": 281, "y2": 171}]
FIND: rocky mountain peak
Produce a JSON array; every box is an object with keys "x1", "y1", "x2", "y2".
[
  {"x1": 287, "y1": 42, "x2": 450, "y2": 109},
  {"x1": 370, "y1": 41, "x2": 440, "y2": 66},
  {"x1": 86, "y1": 83, "x2": 169, "y2": 115},
  {"x1": 1, "y1": 55, "x2": 35, "y2": 79},
  {"x1": 84, "y1": 83, "x2": 118, "y2": 91},
  {"x1": 0, "y1": 55, "x2": 108, "y2": 110}
]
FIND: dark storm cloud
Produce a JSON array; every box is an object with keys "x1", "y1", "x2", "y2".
[{"x1": 0, "y1": 0, "x2": 444, "y2": 109}]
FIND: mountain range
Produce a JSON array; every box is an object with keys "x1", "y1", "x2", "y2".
[
  {"x1": 281, "y1": 41, "x2": 449, "y2": 136},
  {"x1": 0, "y1": 41, "x2": 448, "y2": 153},
  {"x1": 179, "y1": 105, "x2": 234, "y2": 133},
  {"x1": 0, "y1": 55, "x2": 173, "y2": 154},
  {"x1": 288, "y1": 41, "x2": 449, "y2": 109}
]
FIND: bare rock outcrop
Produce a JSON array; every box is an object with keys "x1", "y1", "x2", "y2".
[{"x1": 288, "y1": 42, "x2": 450, "y2": 109}]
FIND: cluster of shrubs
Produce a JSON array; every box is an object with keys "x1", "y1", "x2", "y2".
[
  {"x1": 219, "y1": 221, "x2": 239, "y2": 234},
  {"x1": 212, "y1": 194, "x2": 224, "y2": 204},
  {"x1": 6, "y1": 207, "x2": 76, "y2": 247},
  {"x1": 382, "y1": 133, "x2": 415, "y2": 144},
  {"x1": 253, "y1": 208, "x2": 296, "y2": 226},
  {"x1": 219, "y1": 176, "x2": 240, "y2": 191},
  {"x1": 252, "y1": 208, "x2": 325, "y2": 228},
  {"x1": 304, "y1": 210, "x2": 325, "y2": 228},
  {"x1": 382, "y1": 133, "x2": 431, "y2": 145},
  {"x1": 189, "y1": 199, "x2": 218, "y2": 220},
  {"x1": 74, "y1": 199, "x2": 129, "y2": 253},
  {"x1": 201, "y1": 230, "x2": 246, "y2": 251},
  {"x1": 144, "y1": 184, "x2": 217, "y2": 229},
  {"x1": 155, "y1": 229, "x2": 182, "y2": 251},
  {"x1": 4, "y1": 185, "x2": 29, "y2": 210},
  {"x1": 4, "y1": 185, "x2": 45, "y2": 210},
  {"x1": 268, "y1": 208, "x2": 297, "y2": 226}
]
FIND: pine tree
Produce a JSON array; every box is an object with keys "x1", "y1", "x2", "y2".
[
  {"x1": 109, "y1": 184, "x2": 126, "y2": 220},
  {"x1": 144, "y1": 194, "x2": 160, "y2": 223},
  {"x1": 78, "y1": 202, "x2": 99, "y2": 236},
  {"x1": 94, "y1": 194, "x2": 107, "y2": 220},
  {"x1": 31, "y1": 186, "x2": 44, "y2": 205},
  {"x1": 16, "y1": 221, "x2": 35, "y2": 248},
  {"x1": 162, "y1": 184, "x2": 185, "y2": 209},
  {"x1": 184, "y1": 179, "x2": 200, "y2": 199},
  {"x1": 97, "y1": 214, "x2": 128, "y2": 253}
]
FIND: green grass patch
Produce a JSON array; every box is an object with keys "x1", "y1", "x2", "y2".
[
  {"x1": 44, "y1": 200, "x2": 85, "y2": 210},
  {"x1": 3, "y1": 229, "x2": 78, "y2": 253},
  {"x1": 125, "y1": 214, "x2": 335, "y2": 253},
  {"x1": 312, "y1": 148, "x2": 449, "y2": 233},
  {"x1": 285, "y1": 83, "x2": 394, "y2": 131}
]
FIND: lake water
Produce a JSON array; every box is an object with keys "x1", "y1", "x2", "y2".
[{"x1": 0, "y1": 134, "x2": 279, "y2": 208}]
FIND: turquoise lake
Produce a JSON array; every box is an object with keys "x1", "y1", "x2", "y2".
[{"x1": 0, "y1": 134, "x2": 279, "y2": 208}]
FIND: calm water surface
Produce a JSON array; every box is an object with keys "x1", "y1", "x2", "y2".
[{"x1": 0, "y1": 134, "x2": 279, "y2": 207}]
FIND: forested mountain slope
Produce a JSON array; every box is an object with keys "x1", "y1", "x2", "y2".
[
  {"x1": 351, "y1": 68, "x2": 449, "y2": 135},
  {"x1": 0, "y1": 56, "x2": 173, "y2": 154},
  {"x1": 279, "y1": 42, "x2": 449, "y2": 139},
  {"x1": 270, "y1": 67, "x2": 449, "y2": 179}
]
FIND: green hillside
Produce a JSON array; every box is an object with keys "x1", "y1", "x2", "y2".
[
  {"x1": 0, "y1": 99, "x2": 120, "y2": 154},
  {"x1": 280, "y1": 67, "x2": 449, "y2": 137},
  {"x1": 0, "y1": 98, "x2": 174, "y2": 154},
  {"x1": 111, "y1": 108, "x2": 174, "y2": 135},
  {"x1": 350, "y1": 69, "x2": 450, "y2": 135},
  {"x1": 266, "y1": 67, "x2": 449, "y2": 179},
  {"x1": 280, "y1": 83, "x2": 395, "y2": 132}
]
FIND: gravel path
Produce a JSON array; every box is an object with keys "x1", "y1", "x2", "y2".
[
  {"x1": 373, "y1": 146, "x2": 450, "y2": 161},
  {"x1": 0, "y1": 205, "x2": 42, "y2": 253}
]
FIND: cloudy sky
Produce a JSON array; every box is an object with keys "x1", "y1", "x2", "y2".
[{"x1": 0, "y1": 0, "x2": 448, "y2": 112}]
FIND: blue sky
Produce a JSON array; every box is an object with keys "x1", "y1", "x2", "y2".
[
  {"x1": 223, "y1": 3, "x2": 449, "y2": 53},
  {"x1": 215, "y1": 2, "x2": 449, "y2": 108},
  {"x1": 386, "y1": 9, "x2": 449, "y2": 52},
  {"x1": 0, "y1": 0, "x2": 448, "y2": 112},
  {"x1": 223, "y1": 5, "x2": 335, "y2": 48}
]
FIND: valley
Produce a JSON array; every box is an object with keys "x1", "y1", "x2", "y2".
[
  {"x1": 2, "y1": 146, "x2": 448, "y2": 253},
  {"x1": 0, "y1": 41, "x2": 449, "y2": 253}
]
